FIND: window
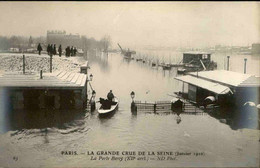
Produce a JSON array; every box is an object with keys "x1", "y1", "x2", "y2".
[{"x1": 202, "y1": 54, "x2": 208, "y2": 59}]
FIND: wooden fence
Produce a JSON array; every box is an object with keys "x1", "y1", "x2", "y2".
[{"x1": 133, "y1": 100, "x2": 206, "y2": 115}]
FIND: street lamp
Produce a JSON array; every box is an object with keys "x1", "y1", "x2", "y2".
[
  {"x1": 89, "y1": 74, "x2": 93, "y2": 81},
  {"x1": 130, "y1": 91, "x2": 135, "y2": 102},
  {"x1": 92, "y1": 90, "x2": 96, "y2": 99},
  {"x1": 130, "y1": 91, "x2": 137, "y2": 113}
]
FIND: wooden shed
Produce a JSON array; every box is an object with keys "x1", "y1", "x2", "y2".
[
  {"x1": 0, "y1": 70, "x2": 88, "y2": 110},
  {"x1": 175, "y1": 70, "x2": 260, "y2": 107}
]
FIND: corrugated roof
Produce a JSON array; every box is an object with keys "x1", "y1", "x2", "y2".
[
  {"x1": 175, "y1": 75, "x2": 231, "y2": 94},
  {"x1": 189, "y1": 70, "x2": 254, "y2": 87},
  {"x1": 0, "y1": 71, "x2": 87, "y2": 89}
]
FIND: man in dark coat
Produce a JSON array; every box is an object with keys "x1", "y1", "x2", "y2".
[
  {"x1": 70, "y1": 46, "x2": 74, "y2": 56},
  {"x1": 65, "y1": 46, "x2": 70, "y2": 57},
  {"x1": 47, "y1": 44, "x2": 50, "y2": 55},
  {"x1": 58, "y1": 45, "x2": 62, "y2": 57},
  {"x1": 50, "y1": 44, "x2": 53, "y2": 55},
  {"x1": 37, "y1": 43, "x2": 42, "y2": 55},
  {"x1": 107, "y1": 90, "x2": 115, "y2": 101},
  {"x1": 53, "y1": 44, "x2": 57, "y2": 55},
  {"x1": 73, "y1": 47, "x2": 77, "y2": 56}
]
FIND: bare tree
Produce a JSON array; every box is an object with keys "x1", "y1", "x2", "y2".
[
  {"x1": 28, "y1": 36, "x2": 33, "y2": 47},
  {"x1": 100, "y1": 35, "x2": 111, "y2": 52}
]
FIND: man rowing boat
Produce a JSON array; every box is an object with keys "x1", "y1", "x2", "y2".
[{"x1": 98, "y1": 90, "x2": 116, "y2": 110}]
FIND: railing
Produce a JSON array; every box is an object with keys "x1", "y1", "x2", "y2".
[{"x1": 132, "y1": 100, "x2": 206, "y2": 115}]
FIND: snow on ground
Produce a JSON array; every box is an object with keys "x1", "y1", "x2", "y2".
[{"x1": 0, "y1": 53, "x2": 87, "y2": 73}]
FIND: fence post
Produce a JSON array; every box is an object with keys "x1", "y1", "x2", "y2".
[
  {"x1": 23, "y1": 55, "x2": 25, "y2": 74},
  {"x1": 40, "y1": 70, "x2": 43, "y2": 79},
  {"x1": 244, "y1": 58, "x2": 247, "y2": 74},
  {"x1": 131, "y1": 101, "x2": 137, "y2": 113},
  {"x1": 227, "y1": 56, "x2": 230, "y2": 71},
  {"x1": 154, "y1": 103, "x2": 156, "y2": 113},
  {"x1": 50, "y1": 54, "x2": 53, "y2": 73}
]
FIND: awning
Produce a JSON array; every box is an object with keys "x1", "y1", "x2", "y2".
[{"x1": 175, "y1": 75, "x2": 232, "y2": 94}]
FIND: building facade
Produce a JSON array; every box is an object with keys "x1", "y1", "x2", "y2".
[{"x1": 47, "y1": 30, "x2": 82, "y2": 48}]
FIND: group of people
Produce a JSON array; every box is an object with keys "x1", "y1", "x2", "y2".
[
  {"x1": 36, "y1": 43, "x2": 77, "y2": 57},
  {"x1": 47, "y1": 44, "x2": 62, "y2": 57},
  {"x1": 65, "y1": 46, "x2": 77, "y2": 57}
]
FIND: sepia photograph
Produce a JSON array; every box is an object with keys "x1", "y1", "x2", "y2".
[{"x1": 0, "y1": 1, "x2": 259, "y2": 167}]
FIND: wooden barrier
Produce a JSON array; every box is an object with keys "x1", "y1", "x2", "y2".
[{"x1": 132, "y1": 100, "x2": 206, "y2": 114}]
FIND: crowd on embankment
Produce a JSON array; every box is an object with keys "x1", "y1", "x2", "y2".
[{"x1": 37, "y1": 43, "x2": 78, "y2": 57}]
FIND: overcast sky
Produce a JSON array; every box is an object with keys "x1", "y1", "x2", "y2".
[{"x1": 0, "y1": 2, "x2": 259, "y2": 48}]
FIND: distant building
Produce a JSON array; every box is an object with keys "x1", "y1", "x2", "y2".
[
  {"x1": 252, "y1": 43, "x2": 260, "y2": 55},
  {"x1": 47, "y1": 30, "x2": 81, "y2": 48}
]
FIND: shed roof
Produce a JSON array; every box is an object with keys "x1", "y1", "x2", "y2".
[
  {"x1": 0, "y1": 71, "x2": 87, "y2": 89},
  {"x1": 175, "y1": 75, "x2": 231, "y2": 94},
  {"x1": 183, "y1": 52, "x2": 211, "y2": 55},
  {"x1": 239, "y1": 76, "x2": 260, "y2": 87},
  {"x1": 188, "y1": 70, "x2": 255, "y2": 87}
]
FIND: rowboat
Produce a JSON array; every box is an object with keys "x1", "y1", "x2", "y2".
[
  {"x1": 177, "y1": 68, "x2": 186, "y2": 74},
  {"x1": 124, "y1": 56, "x2": 131, "y2": 59},
  {"x1": 98, "y1": 97, "x2": 119, "y2": 116},
  {"x1": 162, "y1": 63, "x2": 171, "y2": 70}
]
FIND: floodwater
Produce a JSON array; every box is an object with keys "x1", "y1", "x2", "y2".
[{"x1": 0, "y1": 51, "x2": 259, "y2": 167}]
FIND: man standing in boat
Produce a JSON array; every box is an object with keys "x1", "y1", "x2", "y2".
[{"x1": 107, "y1": 90, "x2": 115, "y2": 101}]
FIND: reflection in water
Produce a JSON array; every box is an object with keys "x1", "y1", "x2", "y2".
[
  {"x1": 88, "y1": 51, "x2": 110, "y2": 73},
  {"x1": 206, "y1": 105, "x2": 259, "y2": 130},
  {"x1": 176, "y1": 115, "x2": 182, "y2": 124},
  {"x1": 5, "y1": 109, "x2": 86, "y2": 131}
]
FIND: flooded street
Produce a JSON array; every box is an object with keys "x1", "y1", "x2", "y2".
[{"x1": 0, "y1": 51, "x2": 259, "y2": 167}]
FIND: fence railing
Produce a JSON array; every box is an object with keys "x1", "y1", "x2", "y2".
[{"x1": 132, "y1": 100, "x2": 207, "y2": 114}]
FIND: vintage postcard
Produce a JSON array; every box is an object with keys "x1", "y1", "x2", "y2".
[{"x1": 0, "y1": 1, "x2": 259, "y2": 168}]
